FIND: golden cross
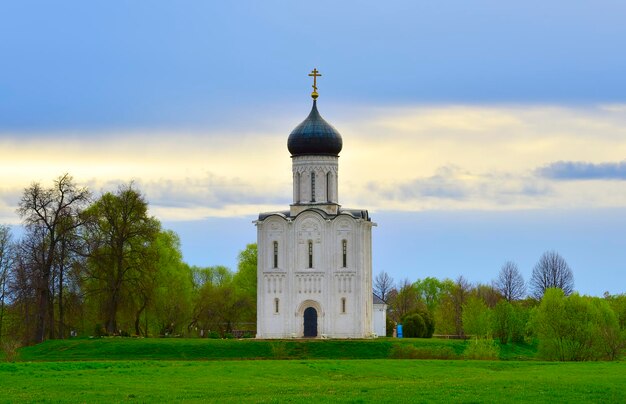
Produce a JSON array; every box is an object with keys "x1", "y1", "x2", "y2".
[{"x1": 308, "y1": 68, "x2": 322, "y2": 99}]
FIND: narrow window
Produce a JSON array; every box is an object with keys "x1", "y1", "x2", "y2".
[
  {"x1": 308, "y1": 241, "x2": 313, "y2": 268},
  {"x1": 326, "y1": 172, "x2": 331, "y2": 202},
  {"x1": 273, "y1": 241, "x2": 278, "y2": 268},
  {"x1": 341, "y1": 298, "x2": 346, "y2": 314},
  {"x1": 311, "y1": 173, "x2": 316, "y2": 202},
  {"x1": 275, "y1": 298, "x2": 279, "y2": 314},
  {"x1": 342, "y1": 239, "x2": 347, "y2": 268},
  {"x1": 296, "y1": 172, "x2": 301, "y2": 203}
]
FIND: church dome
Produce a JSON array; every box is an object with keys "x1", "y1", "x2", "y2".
[{"x1": 287, "y1": 100, "x2": 343, "y2": 157}]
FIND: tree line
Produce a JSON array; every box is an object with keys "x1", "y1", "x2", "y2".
[
  {"x1": 0, "y1": 174, "x2": 257, "y2": 346},
  {"x1": 375, "y1": 254, "x2": 626, "y2": 360}
]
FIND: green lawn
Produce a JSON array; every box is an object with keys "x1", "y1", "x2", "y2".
[
  {"x1": 15, "y1": 337, "x2": 535, "y2": 361},
  {"x1": 0, "y1": 359, "x2": 624, "y2": 402}
]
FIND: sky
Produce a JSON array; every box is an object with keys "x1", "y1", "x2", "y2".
[{"x1": 1, "y1": 1, "x2": 625, "y2": 296}]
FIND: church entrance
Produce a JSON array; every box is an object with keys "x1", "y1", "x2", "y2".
[{"x1": 303, "y1": 307, "x2": 318, "y2": 337}]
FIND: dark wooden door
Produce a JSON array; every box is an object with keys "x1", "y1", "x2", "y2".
[{"x1": 303, "y1": 307, "x2": 317, "y2": 337}]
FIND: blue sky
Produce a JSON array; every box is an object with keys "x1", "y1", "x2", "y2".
[{"x1": 1, "y1": 1, "x2": 626, "y2": 295}]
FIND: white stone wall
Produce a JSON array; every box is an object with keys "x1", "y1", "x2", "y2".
[
  {"x1": 256, "y1": 210, "x2": 374, "y2": 338},
  {"x1": 373, "y1": 303, "x2": 387, "y2": 337}
]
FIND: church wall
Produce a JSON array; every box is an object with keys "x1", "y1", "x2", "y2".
[{"x1": 256, "y1": 210, "x2": 374, "y2": 339}]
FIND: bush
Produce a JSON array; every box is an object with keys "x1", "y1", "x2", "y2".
[
  {"x1": 1, "y1": 340, "x2": 21, "y2": 362},
  {"x1": 389, "y1": 344, "x2": 457, "y2": 359},
  {"x1": 402, "y1": 314, "x2": 426, "y2": 338},
  {"x1": 93, "y1": 324, "x2": 107, "y2": 337},
  {"x1": 401, "y1": 309, "x2": 435, "y2": 338},
  {"x1": 463, "y1": 338, "x2": 500, "y2": 360},
  {"x1": 386, "y1": 317, "x2": 395, "y2": 337},
  {"x1": 207, "y1": 331, "x2": 220, "y2": 339}
]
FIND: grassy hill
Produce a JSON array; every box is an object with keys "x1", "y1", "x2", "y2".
[{"x1": 14, "y1": 337, "x2": 537, "y2": 362}]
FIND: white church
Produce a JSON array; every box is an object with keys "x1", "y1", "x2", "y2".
[{"x1": 255, "y1": 69, "x2": 386, "y2": 339}]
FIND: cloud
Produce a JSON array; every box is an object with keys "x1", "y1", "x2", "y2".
[
  {"x1": 538, "y1": 160, "x2": 626, "y2": 180},
  {"x1": 2, "y1": 103, "x2": 626, "y2": 221}
]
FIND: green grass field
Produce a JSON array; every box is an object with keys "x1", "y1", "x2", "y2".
[
  {"x1": 1, "y1": 338, "x2": 623, "y2": 402},
  {"x1": 1, "y1": 359, "x2": 624, "y2": 402}
]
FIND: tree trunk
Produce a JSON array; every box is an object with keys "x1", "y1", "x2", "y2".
[
  {"x1": 105, "y1": 295, "x2": 119, "y2": 335},
  {"x1": 35, "y1": 286, "x2": 49, "y2": 343},
  {"x1": 134, "y1": 299, "x2": 147, "y2": 336},
  {"x1": 57, "y1": 240, "x2": 66, "y2": 339}
]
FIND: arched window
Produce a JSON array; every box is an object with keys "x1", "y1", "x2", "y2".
[
  {"x1": 308, "y1": 241, "x2": 313, "y2": 268},
  {"x1": 273, "y1": 241, "x2": 278, "y2": 269},
  {"x1": 341, "y1": 298, "x2": 346, "y2": 314},
  {"x1": 274, "y1": 298, "x2": 280, "y2": 314},
  {"x1": 342, "y1": 239, "x2": 347, "y2": 268},
  {"x1": 311, "y1": 172, "x2": 316, "y2": 202}
]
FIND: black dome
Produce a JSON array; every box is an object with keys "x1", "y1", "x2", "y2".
[{"x1": 287, "y1": 100, "x2": 343, "y2": 157}]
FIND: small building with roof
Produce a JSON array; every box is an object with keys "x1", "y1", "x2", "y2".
[{"x1": 255, "y1": 69, "x2": 380, "y2": 338}]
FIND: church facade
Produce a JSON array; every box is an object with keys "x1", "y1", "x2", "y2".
[{"x1": 255, "y1": 70, "x2": 380, "y2": 338}]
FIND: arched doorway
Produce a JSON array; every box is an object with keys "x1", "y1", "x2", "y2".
[{"x1": 303, "y1": 307, "x2": 318, "y2": 337}]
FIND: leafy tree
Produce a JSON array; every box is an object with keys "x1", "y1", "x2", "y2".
[
  {"x1": 494, "y1": 261, "x2": 526, "y2": 302},
  {"x1": 234, "y1": 243, "x2": 257, "y2": 324},
  {"x1": 413, "y1": 277, "x2": 452, "y2": 312},
  {"x1": 493, "y1": 300, "x2": 513, "y2": 344},
  {"x1": 452, "y1": 276, "x2": 471, "y2": 337},
  {"x1": 531, "y1": 288, "x2": 622, "y2": 361},
  {"x1": 17, "y1": 174, "x2": 90, "y2": 342},
  {"x1": 462, "y1": 295, "x2": 493, "y2": 338},
  {"x1": 82, "y1": 184, "x2": 160, "y2": 335},
  {"x1": 190, "y1": 265, "x2": 252, "y2": 337},
  {"x1": 529, "y1": 251, "x2": 574, "y2": 299},
  {"x1": 147, "y1": 231, "x2": 193, "y2": 337},
  {"x1": 374, "y1": 271, "x2": 394, "y2": 302},
  {"x1": 473, "y1": 283, "x2": 501, "y2": 308}
]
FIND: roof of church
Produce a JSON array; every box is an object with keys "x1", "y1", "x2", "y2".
[
  {"x1": 287, "y1": 100, "x2": 343, "y2": 157},
  {"x1": 373, "y1": 293, "x2": 386, "y2": 305},
  {"x1": 258, "y1": 207, "x2": 370, "y2": 221}
]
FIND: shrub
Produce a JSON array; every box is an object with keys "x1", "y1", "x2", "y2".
[
  {"x1": 207, "y1": 331, "x2": 220, "y2": 339},
  {"x1": 386, "y1": 317, "x2": 395, "y2": 337},
  {"x1": 1, "y1": 340, "x2": 21, "y2": 362},
  {"x1": 389, "y1": 344, "x2": 457, "y2": 359},
  {"x1": 402, "y1": 314, "x2": 426, "y2": 338},
  {"x1": 401, "y1": 309, "x2": 435, "y2": 338},
  {"x1": 463, "y1": 338, "x2": 500, "y2": 360},
  {"x1": 270, "y1": 342, "x2": 288, "y2": 359}
]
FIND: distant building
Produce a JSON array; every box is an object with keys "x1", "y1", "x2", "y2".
[{"x1": 255, "y1": 69, "x2": 383, "y2": 338}]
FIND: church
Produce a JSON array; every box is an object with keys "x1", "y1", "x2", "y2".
[{"x1": 255, "y1": 69, "x2": 385, "y2": 339}]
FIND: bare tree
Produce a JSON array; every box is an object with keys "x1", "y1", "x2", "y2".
[
  {"x1": 0, "y1": 225, "x2": 13, "y2": 342},
  {"x1": 389, "y1": 278, "x2": 417, "y2": 322},
  {"x1": 374, "y1": 271, "x2": 394, "y2": 302},
  {"x1": 493, "y1": 261, "x2": 526, "y2": 302},
  {"x1": 530, "y1": 251, "x2": 574, "y2": 299},
  {"x1": 17, "y1": 174, "x2": 90, "y2": 342}
]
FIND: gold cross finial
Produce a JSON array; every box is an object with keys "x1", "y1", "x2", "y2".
[{"x1": 308, "y1": 68, "x2": 322, "y2": 99}]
